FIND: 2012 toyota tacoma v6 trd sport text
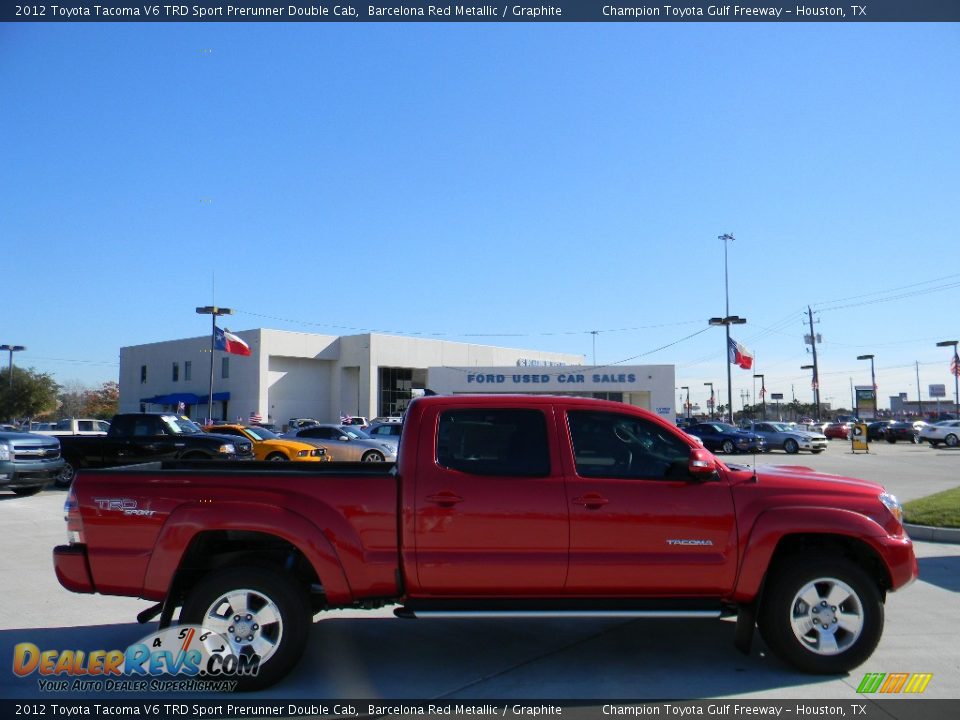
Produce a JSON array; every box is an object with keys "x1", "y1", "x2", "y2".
[{"x1": 54, "y1": 395, "x2": 917, "y2": 688}]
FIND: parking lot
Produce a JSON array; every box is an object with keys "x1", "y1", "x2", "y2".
[{"x1": 1, "y1": 440, "x2": 957, "y2": 707}]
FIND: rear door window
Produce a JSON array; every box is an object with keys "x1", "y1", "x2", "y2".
[{"x1": 436, "y1": 409, "x2": 550, "y2": 477}]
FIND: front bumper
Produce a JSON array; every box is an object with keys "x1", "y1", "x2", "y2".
[
  {"x1": 53, "y1": 544, "x2": 95, "y2": 594},
  {"x1": 0, "y1": 458, "x2": 65, "y2": 489}
]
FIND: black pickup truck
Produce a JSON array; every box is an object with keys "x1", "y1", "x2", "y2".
[{"x1": 56, "y1": 413, "x2": 254, "y2": 487}]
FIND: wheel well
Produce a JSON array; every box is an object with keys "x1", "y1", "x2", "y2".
[
  {"x1": 766, "y1": 533, "x2": 892, "y2": 594},
  {"x1": 171, "y1": 530, "x2": 323, "y2": 609}
]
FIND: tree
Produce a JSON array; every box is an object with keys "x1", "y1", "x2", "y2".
[
  {"x1": 0, "y1": 367, "x2": 60, "y2": 421},
  {"x1": 57, "y1": 381, "x2": 89, "y2": 419},
  {"x1": 83, "y1": 381, "x2": 119, "y2": 419}
]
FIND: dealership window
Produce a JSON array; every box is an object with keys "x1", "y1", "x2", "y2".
[
  {"x1": 221, "y1": 357, "x2": 229, "y2": 379},
  {"x1": 436, "y1": 408, "x2": 550, "y2": 477},
  {"x1": 378, "y1": 367, "x2": 416, "y2": 417},
  {"x1": 184, "y1": 361, "x2": 192, "y2": 381},
  {"x1": 140, "y1": 365, "x2": 147, "y2": 384},
  {"x1": 172, "y1": 362, "x2": 179, "y2": 382}
]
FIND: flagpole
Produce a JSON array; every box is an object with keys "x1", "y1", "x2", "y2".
[{"x1": 196, "y1": 306, "x2": 233, "y2": 423}]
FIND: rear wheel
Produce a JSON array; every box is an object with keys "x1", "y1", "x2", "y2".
[
  {"x1": 758, "y1": 555, "x2": 883, "y2": 674},
  {"x1": 180, "y1": 566, "x2": 311, "y2": 690},
  {"x1": 945, "y1": 434, "x2": 959, "y2": 448},
  {"x1": 784, "y1": 439, "x2": 800, "y2": 454},
  {"x1": 266, "y1": 453, "x2": 288, "y2": 462},
  {"x1": 55, "y1": 459, "x2": 77, "y2": 489}
]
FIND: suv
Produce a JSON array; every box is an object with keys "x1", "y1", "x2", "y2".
[
  {"x1": 366, "y1": 418, "x2": 402, "y2": 440},
  {"x1": 0, "y1": 430, "x2": 65, "y2": 496}
]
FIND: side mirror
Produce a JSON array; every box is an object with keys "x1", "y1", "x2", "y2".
[
  {"x1": 688, "y1": 447, "x2": 718, "y2": 479},
  {"x1": 339, "y1": 435, "x2": 350, "y2": 442}
]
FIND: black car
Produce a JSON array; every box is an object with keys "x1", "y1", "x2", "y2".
[
  {"x1": 884, "y1": 422, "x2": 921, "y2": 444},
  {"x1": 685, "y1": 422, "x2": 767, "y2": 454},
  {"x1": 866, "y1": 421, "x2": 892, "y2": 441}
]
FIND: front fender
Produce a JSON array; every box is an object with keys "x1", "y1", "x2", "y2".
[
  {"x1": 141, "y1": 502, "x2": 352, "y2": 604},
  {"x1": 732, "y1": 506, "x2": 893, "y2": 603}
]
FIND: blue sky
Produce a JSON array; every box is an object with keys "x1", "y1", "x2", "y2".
[{"x1": 2, "y1": 21, "x2": 958, "y2": 411}]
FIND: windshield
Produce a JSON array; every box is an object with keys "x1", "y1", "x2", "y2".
[
  {"x1": 245, "y1": 426, "x2": 279, "y2": 440},
  {"x1": 767, "y1": 422, "x2": 792, "y2": 431},
  {"x1": 161, "y1": 416, "x2": 203, "y2": 434},
  {"x1": 341, "y1": 427, "x2": 369, "y2": 439}
]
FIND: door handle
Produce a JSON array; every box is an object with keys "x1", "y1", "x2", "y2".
[
  {"x1": 574, "y1": 493, "x2": 609, "y2": 510},
  {"x1": 427, "y1": 492, "x2": 464, "y2": 508}
]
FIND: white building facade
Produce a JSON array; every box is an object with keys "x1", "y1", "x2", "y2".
[{"x1": 119, "y1": 329, "x2": 676, "y2": 427}]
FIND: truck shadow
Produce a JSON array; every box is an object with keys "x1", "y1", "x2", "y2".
[
  {"x1": 917, "y1": 555, "x2": 960, "y2": 593},
  {"x1": 0, "y1": 617, "x2": 839, "y2": 701}
]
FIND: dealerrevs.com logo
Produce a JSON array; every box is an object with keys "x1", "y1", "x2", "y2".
[
  {"x1": 12, "y1": 626, "x2": 258, "y2": 693},
  {"x1": 856, "y1": 672, "x2": 933, "y2": 694}
]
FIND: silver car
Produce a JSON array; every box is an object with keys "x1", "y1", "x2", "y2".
[
  {"x1": 282, "y1": 424, "x2": 398, "y2": 462},
  {"x1": 743, "y1": 421, "x2": 827, "y2": 454}
]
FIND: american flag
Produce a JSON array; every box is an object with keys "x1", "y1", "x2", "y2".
[
  {"x1": 952, "y1": 353, "x2": 960, "y2": 378},
  {"x1": 249, "y1": 412, "x2": 263, "y2": 424}
]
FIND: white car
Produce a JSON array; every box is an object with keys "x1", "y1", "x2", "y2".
[{"x1": 919, "y1": 420, "x2": 960, "y2": 448}]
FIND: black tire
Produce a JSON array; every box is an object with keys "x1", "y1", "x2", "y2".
[
  {"x1": 886, "y1": 436, "x2": 897, "y2": 444},
  {"x1": 945, "y1": 434, "x2": 959, "y2": 448},
  {"x1": 911, "y1": 434, "x2": 921, "y2": 445},
  {"x1": 55, "y1": 459, "x2": 77, "y2": 489},
  {"x1": 784, "y1": 439, "x2": 800, "y2": 455},
  {"x1": 721, "y1": 440, "x2": 736, "y2": 454},
  {"x1": 12, "y1": 486, "x2": 43, "y2": 496},
  {"x1": 266, "y1": 453, "x2": 288, "y2": 462},
  {"x1": 758, "y1": 555, "x2": 884, "y2": 674},
  {"x1": 180, "y1": 565, "x2": 311, "y2": 691},
  {"x1": 928, "y1": 441, "x2": 940, "y2": 448},
  {"x1": 811, "y1": 449, "x2": 824, "y2": 454},
  {"x1": 361, "y1": 450, "x2": 385, "y2": 462}
]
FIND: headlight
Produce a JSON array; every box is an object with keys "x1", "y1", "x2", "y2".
[
  {"x1": 218, "y1": 443, "x2": 236, "y2": 454},
  {"x1": 879, "y1": 492, "x2": 903, "y2": 523},
  {"x1": 380, "y1": 444, "x2": 394, "y2": 452},
  {"x1": 0, "y1": 444, "x2": 9, "y2": 461},
  {"x1": 297, "y1": 450, "x2": 308, "y2": 457}
]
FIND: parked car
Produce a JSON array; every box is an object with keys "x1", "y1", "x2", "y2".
[
  {"x1": 0, "y1": 430, "x2": 64, "y2": 495},
  {"x1": 824, "y1": 422, "x2": 852, "y2": 440},
  {"x1": 34, "y1": 418, "x2": 110, "y2": 436},
  {"x1": 685, "y1": 422, "x2": 767, "y2": 454},
  {"x1": 366, "y1": 419, "x2": 403, "y2": 441},
  {"x1": 741, "y1": 421, "x2": 826, "y2": 454},
  {"x1": 204, "y1": 424, "x2": 330, "y2": 462},
  {"x1": 918, "y1": 419, "x2": 960, "y2": 448},
  {"x1": 340, "y1": 416, "x2": 369, "y2": 429},
  {"x1": 866, "y1": 421, "x2": 892, "y2": 441},
  {"x1": 883, "y1": 422, "x2": 921, "y2": 444},
  {"x1": 286, "y1": 418, "x2": 319, "y2": 430},
  {"x1": 282, "y1": 423, "x2": 398, "y2": 462}
]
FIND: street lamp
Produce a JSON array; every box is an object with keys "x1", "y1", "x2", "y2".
[
  {"x1": 936, "y1": 340, "x2": 960, "y2": 420},
  {"x1": 195, "y1": 306, "x2": 233, "y2": 422},
  {"x1": 801, "y1": 364, "x2": 821, "y2": 421},
  {"x1": 856, "y1": 354, "x2": 876, "y2": 419},
  {"x1": 681, "y1": 386, "x2": 690, "y2": 419},
  {"x1": 753, "y1": 373, "x2": 765, "y2": 420},
  {"x1": 0, "y1": 344, "x2": 26, "y2": 391},
  {"x1": 704, "y1": 382, "x2": 715, "y2": 420},
  {"x1": 709, "y1": 314, "x2": 748, "y2": 423}
]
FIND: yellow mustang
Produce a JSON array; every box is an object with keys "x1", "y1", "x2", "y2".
[{"x1": 204, "y1": 424, "x2": 332, "y2": 462}]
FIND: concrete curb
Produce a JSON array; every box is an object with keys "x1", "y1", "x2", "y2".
[{"x1": 904, "y1": 523, "x2": 960, "y2": 544}]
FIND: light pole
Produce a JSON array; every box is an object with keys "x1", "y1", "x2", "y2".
[
  {"x1": 195, "y1": 306, "x2": 233, "y2": 422},
  {"x1": 681, "y1": 386, "x2": 690, "y2": 419},
  {"x1": 801, "y1": 364, "x2": 820, "y2": 420},
  {"x1": 709, "y1": 315, "x2": 748, "y2": 423},
  {"x1": 856, "y1": 354, "x2": 875, "y2": 419},
  {"x1": 936, "y1": 340, "x2": 959, "y2": 420},
  {"x1": 704, "y1": 382, "x2": 715, "y2": 420},
  {"x1": 0, "y1": 344, "x2": 26, "y2": 391},
  {"x1": 753, "y1": 373, "x2": 766, "y2": 420}
]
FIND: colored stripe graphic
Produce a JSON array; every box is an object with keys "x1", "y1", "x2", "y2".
[
  {"x1": 903, "y1": 674, "x2": 933, "y2": 693},
  {"x1": 856, "y1": 673, "x2": 885, "y2": 693},
  {"x1": 880, "y1": 673, "x2": 910, "y2": 693}
]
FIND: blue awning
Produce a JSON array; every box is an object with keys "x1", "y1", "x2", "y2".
[{"x1": 139, "y1": 392, "x2": 230, "y2": 406}]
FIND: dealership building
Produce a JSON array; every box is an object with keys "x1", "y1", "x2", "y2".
[{"x1": 119, "y1": 329, "x2": 677, "y2": 427}]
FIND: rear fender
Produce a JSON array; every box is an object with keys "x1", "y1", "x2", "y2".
[
  {"x1": 142, "y1": 502, "x2": 352, "y2": 603},
  {"x1": 732, "y1": 507, "x2": 891, "y2": 603}
]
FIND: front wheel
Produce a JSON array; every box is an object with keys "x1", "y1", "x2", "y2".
[
  {"x1": 721, "y1": 440, "x2": 736, "y2": 454},
  {"x1": 886, "y1": 436, "x2": 897, "y2": 444},
  {"x1": 266, "y1": 453, "x2": 288, "y2": 462},
  {"x1": 758, "y1": 555, "x2": 884, "y2": 674},
  {"x1": 784, "y1": 439, "x2": 800, "y2": 455},
  {"x1": 55, "y1": 459, "x2": 77, "y2": 489},
  {"x1": 180, "y1": 566, "x2": 311, "y2": 691},
  {"x1": 945, "y1": 434, "x2": 959, "y2": 448},
  {"x1": 361, "y1": 450, "x2": 385, "y2": 462}
]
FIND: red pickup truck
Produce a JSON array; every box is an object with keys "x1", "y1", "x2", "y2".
[{"x1": 54, "y1": 395, "x2": 917, "y2": 689}]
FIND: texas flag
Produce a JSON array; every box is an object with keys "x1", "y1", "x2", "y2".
[
  {"x1": 728, "y1": 337, "x2": 754, "y2": 370},
  {"x1": 214, "y1": 326, "x2": 252, "y2": 356}
]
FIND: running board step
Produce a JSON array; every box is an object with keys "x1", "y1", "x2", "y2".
[{"x1": 394, "y1": 608, "x2": 722, "y2": 620}]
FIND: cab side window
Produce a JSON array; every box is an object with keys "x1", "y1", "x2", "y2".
[
  {"x1": 567, "y1": 410, "x2": 690, "y2": 479},
  {"x1": 436, "y1": 409, "x2": 550, "y2": 477}
]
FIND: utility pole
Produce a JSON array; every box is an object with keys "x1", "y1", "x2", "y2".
[
  {"x1": 915, "y1": 361, "x2": 923, "y2": 418},
  {"x1": 807, "y1": 306, "x2": 821, "y2": 420}
]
